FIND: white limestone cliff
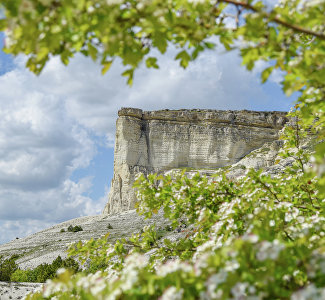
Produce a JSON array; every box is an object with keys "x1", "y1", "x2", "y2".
[{"x1": 103, "y1": 108, "x2": 288, "y2": 214}]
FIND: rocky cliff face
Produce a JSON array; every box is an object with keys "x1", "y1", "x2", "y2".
[{"x1": 103, "y1": 108, "x2": 288, "y2": 215}]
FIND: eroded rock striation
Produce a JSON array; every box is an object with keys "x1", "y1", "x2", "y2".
[{"x1": 103, "y1": 108, "x2": 288, "y2": 214}]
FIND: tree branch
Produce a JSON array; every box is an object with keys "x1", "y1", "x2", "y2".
[
  {"x1": 219, "y1": 0, "x2": 325, "y2": 40},
  {"x1": 257, "y1": 179, "x2": 280, "y2": 202}
]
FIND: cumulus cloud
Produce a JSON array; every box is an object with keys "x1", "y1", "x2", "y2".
[
  {"x1": 0, "y1": 41, "x2": 292, "y2": 244},
  {"x1": 0, "y1": 58, "x2": 100, "y2": 243},
  {"x1": 0, "y1": 219, "x2": 55, "y2": 243},
  {"x1": 0, "y1": 177, "x2": 110, "y2": 243}
]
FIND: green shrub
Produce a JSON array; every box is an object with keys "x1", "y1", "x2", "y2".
[
  {"x1": 0, "y1": 255, "x2": 19, "y2": 281},
  {"x1": 156, "y1": 228, "x2": 166, "y2": 240},
  {"x1": 60, "y1": 228, "x2": 65, "y2": 233},
  {"x1": 107, "y1": 223, "x2": 113, "y2": 229},
  {"x1": 10, "y1": 256, "x2": 80, "y2": 283},
  {"x1": 10, "y1": 269, "x2": 29, "y2": 282},
  {"x1": 85, "y1": 258, "x2": 108, "y2": 274},
  {"x1": 67, "y1": 225, "x2": 83, "y2": 232}
]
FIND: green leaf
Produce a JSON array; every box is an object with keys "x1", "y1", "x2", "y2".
[
  {"x1": 145, "y1": 57, "x2": 159, "y2": 69},
  {"x1": 261, "y1": 66, "x2": 273, "y2": 83},
  {"x1": 36, "y1": 47, "x2": 49, "y2": 61},
  {"x1": 76, "y1": 0, "x2": 86, "y2": 10},
  {"x1": 152, "y1": 32, "x2": 168, "y2": 54},
  {"x1": 60, "y1": 52, "x2": 70, "y2": 65},
  {"x1": 101, "y1": 60, "x2": 113, "y2": 75},
  {"x1": 122, "y1": 68, "x2": 134, "y2": 86},
  {"x1": 175, "y1": 50, "x2": 191, "y2": 69},
  {"x1": 203, "y1": 42, "x2": 215, "y2": 49},
  {"x1": 0, "y1": 19, "x2": 7, "y2": 31},
  {"x1": 51, "y1": 25, "x2": 61, "y2": 34},
  {"x1": 88, "y1": 43, "x2": 98, "y2": 61},
  {"x1": 192, "y1": 45, "x2": 204, "y2": 60}
]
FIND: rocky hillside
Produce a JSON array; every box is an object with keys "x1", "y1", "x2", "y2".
[
  {"x1": 0, "y1": 210, "x2": 172, "y2": 270},
  {"x1": 0, "y1": 210, "x2": 174, "y2": 299}
]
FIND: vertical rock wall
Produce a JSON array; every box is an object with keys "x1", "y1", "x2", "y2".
[{"x1": 103, "y1": 108, "x2": 288, "y2": 215}]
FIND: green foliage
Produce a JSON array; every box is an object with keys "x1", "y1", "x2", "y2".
[
  {"x1": 165, "y1": 225, "x2": 173, "y2": 232},
  {"x1": 60, "y1": 228, "x2": 65, "y2": 233},
  {"x1": 10, "y1": 268, "x2": 29, "y2": 282},
  {"x1": 10, "y1": 255, "x2": 80, "y2": 283},
  {"x1": 67, "y1": 225, "x2": 83, "y2": 232},
  {"x1": 25, "y1": 115, "x2": 325, "y2": 299},
  {"x1": 0, "y1": 255, "x2": 19, "y2": 281},
  {"x1": 0, "y1": 0, "x2": 324, "y2": 96},
  {"x1": 68, "y1": 234, "x2": 111, "y2": 274},
  {"x1": 107, "y1": 223, "x2": 113, "y2": 229}
]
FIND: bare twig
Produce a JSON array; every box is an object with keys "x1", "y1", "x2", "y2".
[
  {"x1": 219, "y1": 0, "x2": 325, "y2": 40},
  {"x1": 257, "y1": 179, "x2": 280, "y2": 202}
]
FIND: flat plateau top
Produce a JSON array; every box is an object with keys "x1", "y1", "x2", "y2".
[{"x1": 118, "y1": 108, "x2": 289, "y2": 129}]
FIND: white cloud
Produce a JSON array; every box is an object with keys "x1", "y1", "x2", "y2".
[
  {"x1": 0, "y1": 176, "x2": 105, "y2": 243},
  {"x1": 0, "y1": 74, "x2": 95, "y2": 190},
  {"x1": 0, "y1": 58, "x2": 101, "y2": 244},
  {"x1": 253, "y1": 60, "x2": 285, "y2": 85},
  {"x1": 0, "y1": 219, "x2": 55, "y2": 242}
]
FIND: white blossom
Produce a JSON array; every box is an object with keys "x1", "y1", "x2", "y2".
[
  {"x1": 291, "y1": 284, "x2": 325, "y2": 300},
  {"x1": 156, "y1": 260, "x2": 192, "y2": 277},
  {"x1": 242, "y1": 233, "x2": 259, "y2": 243},
  {"x1": 224, "y1": 259, "x2": 240, "y2": 272},
  {"x1": 231, "y1": 282, "x2": 248, "y2": 299},
  {"x1": 106, "y1": 0, "x2": 123, "y2": 5},
  {"x1": 56, "y1": 268, "x2": 66, "y2": 275},
  {"x1": 256, "y1": 240, "x2": 284, "y2": 261},
  {"x1": 206, "y1": 271, "x2": 227, "y2": 299},
  {"x1": 161, "y1": 286, "x2": 184, "y2": 300}
]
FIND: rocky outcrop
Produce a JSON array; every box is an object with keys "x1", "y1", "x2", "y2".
[
  {"x1": 0, "y1": 282, "x2": 42, "y2": 300},
  {"x1": 103, "y1": 108, "x2": 288, "y2": 214}
]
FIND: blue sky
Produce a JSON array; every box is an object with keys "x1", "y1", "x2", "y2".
[{"x1": 0, "y1": 28, "x2": 297, "y2": 244}]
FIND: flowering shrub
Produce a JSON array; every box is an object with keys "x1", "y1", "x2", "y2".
[{"x1": 25, "y1": 114, "x2": 325, "y2": 299}]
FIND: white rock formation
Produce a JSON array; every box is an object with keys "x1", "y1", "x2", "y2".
[
  {"x1": 0, "y1": 282, "x2": 42, "y2": 300},
  {"x1": 103, "y1": 108, "x2": 288, "y2": 214}
]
